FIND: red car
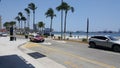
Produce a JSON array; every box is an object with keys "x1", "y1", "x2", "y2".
[{"x1": 29, "y1": 35, "x2": 45, "y2": 42}]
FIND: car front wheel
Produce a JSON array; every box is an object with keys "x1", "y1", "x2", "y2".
[
  {"x1": 113, "y1": 45, "x2": 120, "y2": 52},
  {"x1": 89, "y1": 42, "x2": 96, "y2": 48}
]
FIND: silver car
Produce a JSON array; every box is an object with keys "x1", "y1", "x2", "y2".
[{"x1": 89, "y1": 35, "x2": 120, "y2": 52}]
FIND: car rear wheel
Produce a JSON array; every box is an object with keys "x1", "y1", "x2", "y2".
[
  {"x1": 89, "y1": 42, "x2": 96, "y2": 48},
  {"x1": 113, "y1": 45, "x2": 120, "y2": 52},
  {"x1": 41, "y1": 40, "x2": 44, "y2": 42}
]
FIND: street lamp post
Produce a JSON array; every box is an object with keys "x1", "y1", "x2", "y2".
[{"x1": 86, "y1": 18, "x2": 89, "y2": 41}]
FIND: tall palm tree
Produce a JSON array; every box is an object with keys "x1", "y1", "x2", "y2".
[
  {"x1": 45, "y1": 8, "x2": 56, "y2": 37},
  {"x1": 18, "y1": 12, "x2": 23, "y2": 29},
  {"x1": 28, "y1": 3, "x2": 37, "y2": 31},
  {"x1": 38, "y1": 21, "x2": 45, "y2": 35},
  {"x1": 56, "y1": 2, "x2": 74, "y2": 40},
  {"x1": 24, "y1": 8, "x2": 30, "y2": 30},
  {"x1": 56, "y1": 0, "x2": 64, "y2": 40},
  {"x1": 15, "y1": 16, "x2": 20, "y2": 29},
  {"x1": 64, "y1": 2, "x2": 74, "y2": 40},
  {"x1": 21, "y1": 16, "x2": 27, "y2": 29}
]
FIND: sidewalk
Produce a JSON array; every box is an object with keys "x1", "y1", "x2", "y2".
[{"x1": 0, "y1": 37, "x2": 66, "y2": 68}]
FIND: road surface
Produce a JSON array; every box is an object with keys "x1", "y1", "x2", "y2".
[{"x1": 26, "y1": 38, "x2": 120, "y2": 68}]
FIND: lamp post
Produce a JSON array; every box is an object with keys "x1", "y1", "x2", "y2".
[{"x1": 86, "y1": 18, "x2": 89, "y2": 41}]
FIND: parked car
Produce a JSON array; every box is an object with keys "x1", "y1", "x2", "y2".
[
  {"x1": 89, "y1": 35, "x2": 120, "y2": 52},
  {"x1": 0, "y1": 32, "x2": 8, "y2": 37},
  {"x1": 29, "y1": 34, "x2": 45, "y2": 42},
  {"x1": 1, "y1": 32, "x2": 8, "y2": 37},
  {"x1": 0, "y1": 32, "x2": 2, "y2": 36}
]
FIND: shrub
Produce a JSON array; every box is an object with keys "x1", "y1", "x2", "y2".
[
  {"x1": 58, "y1": 36, "x2": 61, "y2": 40},
  {"x1": 82, "y1": 38, "x2": 87, "y2": 42}
]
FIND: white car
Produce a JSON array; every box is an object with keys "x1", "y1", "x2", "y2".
[
  {"x1": 1, "y1": 32, "x2": 8, "y2": 37},
  {"x1": 89, "y1": 35, "x2": 120, "y2": 52}
]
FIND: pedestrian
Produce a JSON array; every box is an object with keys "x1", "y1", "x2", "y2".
[{"x1": 10, "y1": 26, "x2": 13, "y2": 41}]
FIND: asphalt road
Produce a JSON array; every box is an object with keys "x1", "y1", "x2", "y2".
[{"x1": 27, "y1": 38, "x2": 120, "y2": 68}]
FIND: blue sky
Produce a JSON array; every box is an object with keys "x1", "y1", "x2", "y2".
[{"x1": 0, "y1": 0, "x2": 120, "y2": 32}]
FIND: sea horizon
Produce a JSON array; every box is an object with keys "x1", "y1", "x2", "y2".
[{"x1": 53, "y1": 32, "x2": 120, "y2": 37}]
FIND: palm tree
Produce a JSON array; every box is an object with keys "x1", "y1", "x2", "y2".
[
  {"x1": 45, "y1": 8, "x2": 56, "y2": 37},
  {"x1": 3, "y1": 21, "x2": 16, "y2": 31},
  {"x1": 3, "y1": 22, "x2": 10, "y2": 31},
  {"x1": 18, "y1": 12, "x2": 23, "y2": 29},
  {"x1": 24, "y1": 8, "x2": 30, "y2": 30},
  {"x1": 15, "y1": 16, "x2": 20, "y2": 29},
  {"x1": 21, "y1": 16, "x2": 27, "y2": 30},
  {"x1": 28, "y1": 3, "x2": 37, "y2": 31},
  {"x1": 10, "y1": 21, "x2": 16, "y2": 26},
  {"x1": 56, "y1": 0, "x2": 64, "y2": 40},
  {"x1": 56, "y1": 2, "x2": 74, "y2": 40},
  {"x1": 38, "y1": 21, "x2": 45, "y2": 35},
  {"x1": 64, "y1": 2, "x2": 74, "y2": 40}
]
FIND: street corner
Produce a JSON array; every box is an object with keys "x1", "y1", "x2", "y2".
[{"x1": 22, "y1": 42, "x2": 39, "y2": 48}]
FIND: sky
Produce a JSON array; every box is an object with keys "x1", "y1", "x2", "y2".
[{"x1": 0, "y1": 0, "x2": 120, "y2": 32}]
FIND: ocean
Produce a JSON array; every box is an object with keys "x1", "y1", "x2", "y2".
[{"x1": 53, "y1": 32, "x2": 120, "y2": 37}]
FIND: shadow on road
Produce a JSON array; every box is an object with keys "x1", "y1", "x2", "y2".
[
  {"x1": 91, "y1": 46, "x2": 120, "y2": 53},
  {"x1": 0, "y1": 55, "x2": 35, "y2": 68}
]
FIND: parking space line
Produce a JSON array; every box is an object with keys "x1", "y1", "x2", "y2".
[{"x1": 23, "y1": 42, "x2": 39, "y2": 48}]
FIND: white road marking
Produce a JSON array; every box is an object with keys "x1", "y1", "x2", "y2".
[{"x1": 41, "y1": 42, "x2": 52, "y2": 45}]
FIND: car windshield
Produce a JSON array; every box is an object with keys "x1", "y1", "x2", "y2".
[
  {"x1": 108, "y1": 36, "x2": 118, "y2": 41},
  {"x1": 35, "y1": 35, "x2": 40, "y2": 37}
]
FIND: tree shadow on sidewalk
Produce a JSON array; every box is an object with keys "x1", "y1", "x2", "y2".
[{"x1": 0, "y1": 55, "x2": 35, "y2": 68}]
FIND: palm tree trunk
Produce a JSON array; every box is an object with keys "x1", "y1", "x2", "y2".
[
  {"x1": 20, "y1": 20, "x2": 22, "y2": 34},
  {"x1": 61, "y1": 0, "x2": 63, "y2": 40},
  {"x1": 40, "y1": 28, "x2": 42, "y2": 34},
  {"x1": 33, "y1": 11, "x2": 35, "y2": 31},
  {"x1": 50, "y1": 18, "x2": 53, "y2": 38},
  {"x1": 61, "y1": 11, "x2": 63, "y2": 40},
  {"x1": 19, "y1": 21, "x2": 20, "y2": 30},
  {"x1": 24, "y1": 21, "x2": 26, "y2": 30},
  {"x1": 21, "y1": 21, "x2": 22, "y2": 29},
  {"x1": 42, "y1": 27, "x2": 44, "y2": 35},
  {"x1": 27, "y1": 14, "x2": 30, "y2": 31},
  {"x1": 64, "y1": 11, "x2": 67, "y2": 40}
]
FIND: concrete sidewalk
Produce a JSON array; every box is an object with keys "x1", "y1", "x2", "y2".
[{"x1": 0, "y1": 37, "x2": 66, "y2": 68}]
